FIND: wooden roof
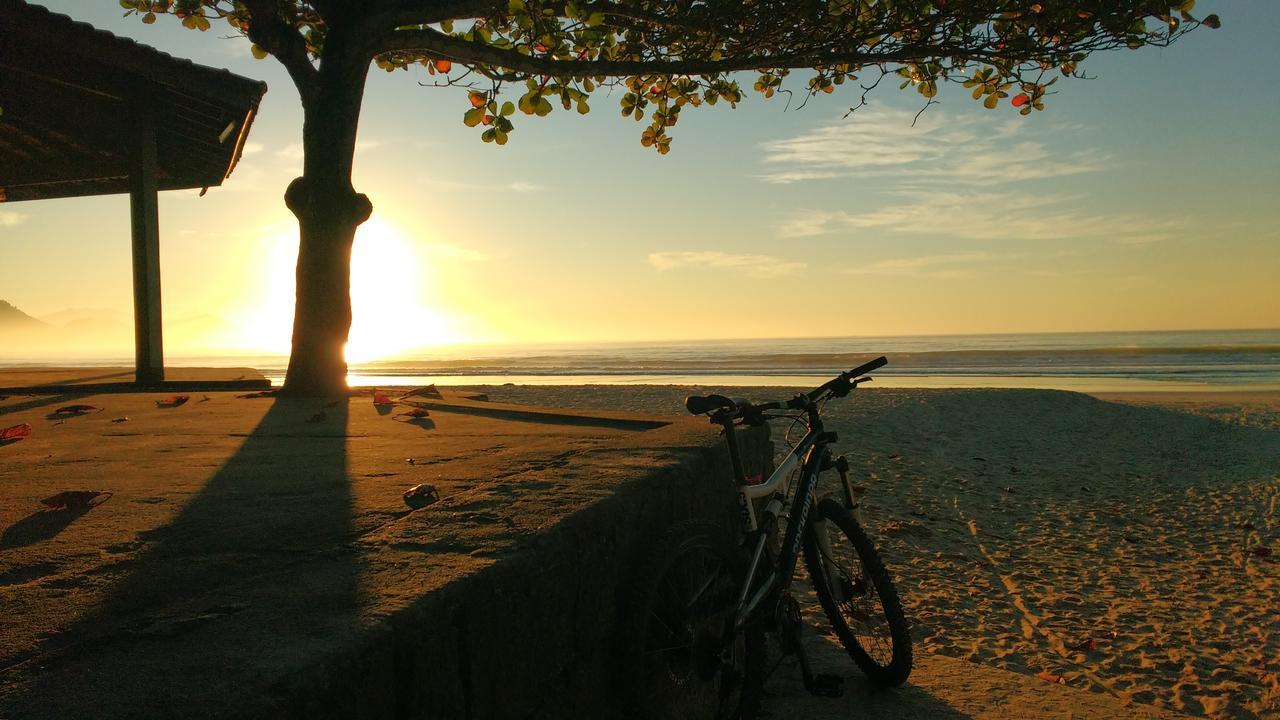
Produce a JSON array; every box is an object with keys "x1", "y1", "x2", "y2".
[{"x1": 0, "y1": 0, "x2": 268, "y2": 202}]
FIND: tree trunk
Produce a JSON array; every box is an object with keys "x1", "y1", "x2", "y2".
[{"x1": 280, "y1": 46, "x2": 373, "y2": 397}]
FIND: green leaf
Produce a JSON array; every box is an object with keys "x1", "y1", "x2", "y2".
[
  {"x1": 1202, "y1": 14, "x2": 1220, "y2": 29},
  {"x1": 250, "y1": 44, "x2": 269, "y2": 60},
  {"x1": 983, "y1": 93, "x2": 999, "y2": 109},
  {"x1": 481, "y1": 128, "x2": 497, "y2": 143},
  {"x1": 500, "y1": 101, "x2": 515, "y2": 117},
  {"x1": 464, "y1": 107, "x2": 486, "y2": 127}
]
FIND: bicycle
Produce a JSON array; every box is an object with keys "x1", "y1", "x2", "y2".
[{"x1": 625, "y1": 356, "x2": 913, "y2": 719}]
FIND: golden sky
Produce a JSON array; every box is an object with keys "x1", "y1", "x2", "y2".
[{"x1": 1, "y1": 1, "x2": 1276, "y2": 362}]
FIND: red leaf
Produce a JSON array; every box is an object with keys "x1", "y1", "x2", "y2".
[
  {"x1": 468, "y1": 91, "x2": 487, "y2": 108},
  {"x1": 1012, "y1": 93, "x2": 1030, "y2": 107},
  {"x1": 156, "y1": 395, "x2": 190, "y2": 408},
  {"x1": 1035, "y1": 671, "x2": 1064, "y2": 685},
  {"x1": 1, "y1": 422, "x2": 32, "y2": 441},
  {"x1": 373, "y1": 391, "x2": 395, "y2": 406}
]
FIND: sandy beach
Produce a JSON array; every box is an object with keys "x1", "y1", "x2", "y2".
[{"x1": 477, "y1": 385, "x2": 1280, "y2": 719}]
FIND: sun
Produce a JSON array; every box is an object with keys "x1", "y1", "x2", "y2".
[
  {"x1": 236, "y1": 218, "x2": 461, "y2": 363},
  {"x1": 346, "y1": 219, "x2": 460, "y2": 363}
]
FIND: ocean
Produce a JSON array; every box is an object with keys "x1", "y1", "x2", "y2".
[
  {"x1": 5, "y1": 329, "x2": 1279, "y2": 391},
  {"x1": 326, "y1": 329, "x2": 1280, "y2": 391}
]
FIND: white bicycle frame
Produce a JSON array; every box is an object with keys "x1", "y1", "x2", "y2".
[{"x1": 731, "y1": 424, "x2": 842, "y2": 625}]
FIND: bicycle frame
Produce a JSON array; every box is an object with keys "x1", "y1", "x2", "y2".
[{"x1": 715, "y1": 407, "x2": 843, "y2": 631}]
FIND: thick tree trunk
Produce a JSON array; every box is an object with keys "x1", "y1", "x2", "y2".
[{"x1": 280, "y1": 44, "x2": 373, "y2": 397}]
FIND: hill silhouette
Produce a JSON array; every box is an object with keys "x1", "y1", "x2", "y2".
[{"x1": 0, "y1": 300, "x2": 45, "y2": 328}]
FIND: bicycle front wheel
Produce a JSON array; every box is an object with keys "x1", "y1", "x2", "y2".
[
  {"x1": 803, "y1": 498, "x2": 913, "y2": 687},
  {"x1": 625, "y1": 519, "x2": 765, "y2": 720}
]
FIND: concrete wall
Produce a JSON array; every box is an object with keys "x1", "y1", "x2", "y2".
[{"x1": 253, "y1": 425, "x2": 772, "y2": 720}]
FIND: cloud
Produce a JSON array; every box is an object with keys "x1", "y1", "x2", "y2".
[
  {"x1": 274, "y1": 140, "x2": 382, "y2": 161},
  {"x1": 415, "y1": 176, "x2": 544, "y2": 193},
  {"x1": 0, "y1": 211, "x2": 28, "y2": 227},
  {"x1": 840, "y1": 252, "x2": 1005, "y2": 278},
  {"x1": 758, "y1": 107, "x2": 1104, "y2": 186},
  {"x1": 779, "y1": 191, "x2": 1183, "y2": 245},
  {"x1": 649, "y1": 251, "x2": 806, "y2": 278},
  {"x1": 423, "y1": 242, "x2": 489, "y2": 262}
]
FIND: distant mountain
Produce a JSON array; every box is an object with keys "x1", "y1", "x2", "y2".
[{"x1": 0, "y1": 300, "x2": 45, "y2": 328}]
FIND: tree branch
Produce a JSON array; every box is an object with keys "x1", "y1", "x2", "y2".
[
  {"x1": 369, "y1": 0, "x2": 505, "y2": 26},
  {"x1": 242, "y1": 0, "x2": 319, "y2": 102},
  {"x1": 377, "y1": 25, "x2": 947, "y2": 77}
]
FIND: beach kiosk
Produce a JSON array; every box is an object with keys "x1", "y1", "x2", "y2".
[{"x1": 0, "y1": 0, "x2": 267, "y2": 385}]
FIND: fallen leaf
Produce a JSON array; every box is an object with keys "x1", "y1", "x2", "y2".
[
  {"x1": 53, "y1": 404, "x2": 101, "y2": 415},
  {"x1": 403, "y1": 483, "x2": 439, "y2": 509},
  {"x1": 1235, "y1": 521, "x2": 1256, "y2": 530},
  {"x1": 237, "y1": 390, "x2": 276, "y2": 399},
  {"x1": 373, "y1": 391, "x2": 394, "y2": 406},
  {"x1": 1248, "y1": 546, "x2": 1273, "y2": 558},
  {"x1": 397, "y1": 408, "x2": 431, "y2": 418},
  {"x1": 1035, "y1": 671, "x2": 1065, "y2": 685},
  {"x1": 1067, "y1": 637, "x2": 1096, "y2": 652},
  {"x1": 111, "y1": 417, "x2": 130, "y2": 423},
  {"x1": 1, "y1": 422, "x2": 33, "y2": 442},
  {"x1": 403, "y1": 384, "x2": 443, "y2": 399},
  {"x1": 156, "y1": 395, "x2": 190, "y2": 408},
  {"x1": 41, "y1": 490, "x2": 112, "y2": 509},
  {"x1": 888, "y1": 453, "x2": 901, "y2": 460}
]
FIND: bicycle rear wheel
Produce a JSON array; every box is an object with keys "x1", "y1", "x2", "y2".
[
  {"x1": 803, "y1": 498, "x2": 913, "y2": 687},
  {"x1": 625, "y1": 519, "x2": 765, "y2": 720}
]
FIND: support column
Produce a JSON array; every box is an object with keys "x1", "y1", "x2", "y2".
[{"x1": 128, "y1": 93, "x2": 163, "y2": 386}]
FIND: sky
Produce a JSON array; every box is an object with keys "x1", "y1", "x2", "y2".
[{"x1": 1, "y1": 1, "x2": 1277, "y2": 361}]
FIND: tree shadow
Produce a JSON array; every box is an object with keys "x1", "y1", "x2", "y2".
[
  {"x1": 0, "y1": 398, "x2": 358, "y2": 719},
  {"x1": 0, "y1": 393, "x2": 82, "y2": 418},
  {"x1": 0, "y1": 506, "x2": 92, "y2": 549}
]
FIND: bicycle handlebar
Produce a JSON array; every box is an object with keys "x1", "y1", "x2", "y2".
[{"x1": 684, "y1": 355, "x2": 888, "y2": 419}]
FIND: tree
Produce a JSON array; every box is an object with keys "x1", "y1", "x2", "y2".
[{"x1": 125, "y1": 0, "x2": 1218, "y2": 396}]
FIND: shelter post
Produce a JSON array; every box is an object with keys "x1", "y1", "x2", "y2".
[{"x1": 128, "y1": 93, "x2": 164, "y2": 386}]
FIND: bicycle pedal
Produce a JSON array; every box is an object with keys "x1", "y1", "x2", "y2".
[{"x1": 807, "y1": 673, "x2": 844, "y2": 698}]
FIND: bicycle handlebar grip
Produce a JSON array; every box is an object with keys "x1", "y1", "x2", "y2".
[
  {"x1": 685, "y1": 394, "x2": 735, "y2": 415},
  {"x1": 848, "y1": 355, "x2": 888, "y2": 377}
]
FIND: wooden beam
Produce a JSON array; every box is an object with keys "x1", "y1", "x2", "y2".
[{"x1": 128, "y1": 92, "x2": 164, "y2": 386}]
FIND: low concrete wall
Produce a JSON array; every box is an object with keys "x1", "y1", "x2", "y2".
[{"x1": 254, "y1": 425, "x2": 772, "y2": 720}]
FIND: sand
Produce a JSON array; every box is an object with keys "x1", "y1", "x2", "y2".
[{"x1": 476, "y1": 385, "x2": 1280, "y2": 719}]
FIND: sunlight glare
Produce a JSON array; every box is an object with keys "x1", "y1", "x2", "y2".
[{"x1": 236, "y1": 218, "x2": 462, "y2": 362}]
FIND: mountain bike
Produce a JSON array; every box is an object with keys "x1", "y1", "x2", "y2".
[{"x1": 625, "y1": 356, "x2": 912, "y2": 719}]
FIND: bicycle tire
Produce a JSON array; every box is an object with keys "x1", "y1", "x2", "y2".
[
  {"x1": 802, "y1": 498, "x2": 913, "y2": 687},
  {"x1": 623, "y1": 519, "x2": 766, "y2": 720}
]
